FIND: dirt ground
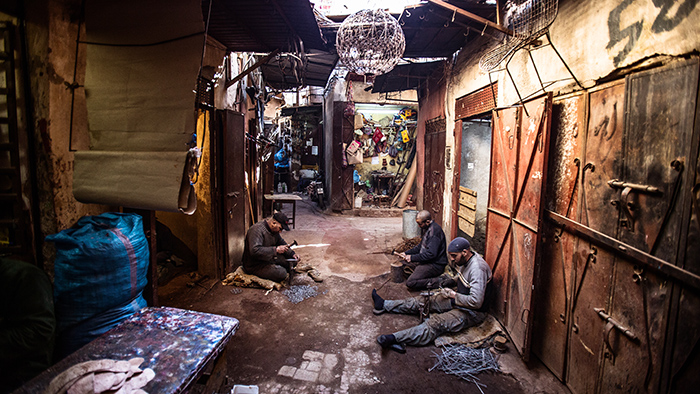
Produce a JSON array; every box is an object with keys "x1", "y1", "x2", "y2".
[{"x1": 159, "y1": 198, "x2": 569, "y2": 394}]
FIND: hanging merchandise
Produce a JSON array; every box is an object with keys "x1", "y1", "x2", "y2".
[
  {"x1": 401, "y1": 128, "x2": 410, "y2": 143},
  {"x1": 389, "y1": 145, "x2": 398, "y2": 158},
  {"x1": 346, "y1": 140, "x2": 361, "y2": 154},
  {"x1": 347, "y1": 148, "x2": 363, "y2": 165},
  {"x1": 354, "y1": 113, "x2": 364, "y2": 130},
  {"x1": 372, "y1": 129, "x2": 384, "y2": 144},
  {"x1": 399, "y1": 107, "x2": 417, "y2": 121}
]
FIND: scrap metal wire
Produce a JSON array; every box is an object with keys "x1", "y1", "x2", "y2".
[
  {"x1": 429, "y1": 345, "x2": 500, "y2": 394},
  {"x1": 282, "y1": 285, "x2": 327, "y2": 304}
]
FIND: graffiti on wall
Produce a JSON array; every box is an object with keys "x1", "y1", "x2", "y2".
[{"x1": 607, "y1": 0, "x2": 699, "y2": 66}]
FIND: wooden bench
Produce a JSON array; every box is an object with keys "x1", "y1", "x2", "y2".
[
  {"x1": 14, "y1": 307, "x2": 239, "y2": 394},
  {"x1": 264, "y1": 193, "x2": 302, "y2": 229}
]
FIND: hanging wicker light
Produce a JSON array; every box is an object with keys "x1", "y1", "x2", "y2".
[{"x1": 336, "y1": 9, "x2": 406, "y2": 76}]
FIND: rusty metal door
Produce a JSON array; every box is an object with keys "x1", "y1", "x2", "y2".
[
  {"x1": 330, "y1": 102, "x2": 354, "y2": 211},
  {"x1": 538, "y1": 60, "x2": 700, "y2": 394},
  {"x1": 598, "y1": 59, "x2": 700, "y2": 394},
  {"x1": 220, "y1": 111, "x2": 247, "y2": 274},
  {"x1": 485, "y1": 93, "x2": 552, "y2": 360},
  {"x1": 567, "y1": 82, "x2": 625, "y2": 394},
  {"x1": 532, "y1": 93, "x2": 586, "y2": 381},
  {"x1": 424, "y1": 117, "x2": 446, "y2": 225}
]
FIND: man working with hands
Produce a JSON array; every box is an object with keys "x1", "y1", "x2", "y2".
[
  {"x1": 372, "y1": 237, "x2": 492, "y2": 353},
  {"x1": 398, "y1": 210, "x2": 451, "y2": 290},
  {"x1": 242, "y1": 212, "x2": 301, "y2": 283}
]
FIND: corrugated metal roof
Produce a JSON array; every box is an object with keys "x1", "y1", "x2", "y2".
[
  {"x1": 321, "y1": 2, "x2": 498, "y2": 59},
  {"x1": 371, "y1": 61, "x2": 445, "y2": 93},
  {"x1": 261, "y1": 49, "x2": 338, "y2": 90},
  {"x1": 399, "y1": 2, "x2": 498, "y2": 58},
  {"x1": 203, "y1": 0, "x2": 327, "y2": 52}
]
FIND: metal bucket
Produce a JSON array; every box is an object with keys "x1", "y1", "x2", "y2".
[{"x1": 402, "y1": 209, "x2": 420, "y2": 239}]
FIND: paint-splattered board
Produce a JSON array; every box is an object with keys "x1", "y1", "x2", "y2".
[{"x1": 14, "y1": 307, "x2": 239, "y2": 393}]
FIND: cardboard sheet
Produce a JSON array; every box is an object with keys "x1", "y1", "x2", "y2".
[{"x1": 74, "y1": 0, "x2": 204, "y2": 213}]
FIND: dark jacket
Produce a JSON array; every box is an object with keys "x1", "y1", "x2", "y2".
[
  {"x1": 242, "y1": 220, "x2": 294, "y2": 272},
  {"x1": 405, "y1": 221, "x2": 448, "y2": 266},
  {"x1": 0, "y1": 258, "x2": 55, "y2": 392}
]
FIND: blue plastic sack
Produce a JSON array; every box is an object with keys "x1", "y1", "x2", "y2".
[{"x1": 46, "y1": 212, "x2": 149, "y2": 336}]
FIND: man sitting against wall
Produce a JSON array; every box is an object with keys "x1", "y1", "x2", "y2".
[
  {"x1": 397, "y1": 210, "x2": 453, "y2": 290},
  {"x1": 242, "y1": 212, "x2": 322, "y2": 283}
]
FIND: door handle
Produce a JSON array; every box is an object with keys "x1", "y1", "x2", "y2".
[
  {"x1": 594, "y1": 308, "x2": 637, "y2": 341},
  {"x1": 594, "y1": 307, "x2": 638, "y2": 365}
]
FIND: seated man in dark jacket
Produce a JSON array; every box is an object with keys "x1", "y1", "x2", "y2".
[
  {"x1": 398, "y1": 210, "x2": 450, "y2": 290},
  {"x1": 242, "y1": 212, "x2": 300, "y2": 283},
  {"x1": 0, "y1": 257, "x2": 55, "y2": 392},
  {"x1": 373, "y1": 237, "x2": 492, "y2": 353}
]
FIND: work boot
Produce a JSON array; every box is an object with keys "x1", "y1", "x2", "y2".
[
  {"x1": 371, "y1": 289, "x2": 385, "y2": 314},
  {"x1": 294, "y1": 262, "x2": 313, "y2": 273},
  {"x1": 377, "y1": 334, "x2": 406, "y2": 353},
  {"x1": 307, "y1": 269, "x2": 323, "y2": 282}
]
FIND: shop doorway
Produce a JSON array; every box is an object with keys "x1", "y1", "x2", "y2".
[{"x1": 457, "y1": 117, "x2": 492, "y2": 254}]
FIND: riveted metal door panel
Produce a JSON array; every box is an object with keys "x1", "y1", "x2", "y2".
[
  {"x1": 599, "y1": 60, "x2": 699, "y2": 394},
  {"x1": 565, "y1": 82, "x2": 625, "y2": 394},
  {"x1": 486, "y1": 107, "x2": 519, "y2": 320},
  {"x1": 533, "y1": 94, "x2": 586, "y2": 380},
  {"x1": 508, "y1": 96, "x2": 552, "y2": 361},
  {"x1": 221, "y1": 111, "x2": 247, "y2": 273},
  {"x1": 424, "y1": 118, "x2": 446, "y2": 226},
  {"x1": 486, "y1": 94, "x2": 552, "y2": 360}
]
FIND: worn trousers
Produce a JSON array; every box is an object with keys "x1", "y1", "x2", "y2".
[
  {"x1": 383, "y1": 295, "x2": 487, "y2": 346},
  {"x1": 405, "y1": 263, "x2": 446, "y2": 290},
  {"x1": 244, "y1": 258, "x2": 291, "y2": 283}
]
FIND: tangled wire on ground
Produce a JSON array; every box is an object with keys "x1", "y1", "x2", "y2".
[
  {"x1": 429, "y1": 344, "x2": 500, "y2": 394},
  {"x1": 282, "y1": 285, "x2": 327, "y2": 304}
]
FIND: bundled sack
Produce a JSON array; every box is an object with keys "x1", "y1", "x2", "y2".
[{"x1": 46, "y1": 213, "x2": 149, "y2": 357}]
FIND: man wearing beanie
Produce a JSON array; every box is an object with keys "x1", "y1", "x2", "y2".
[{"x1": 372, "y1": 237, "x2": 492, "y2": 353}]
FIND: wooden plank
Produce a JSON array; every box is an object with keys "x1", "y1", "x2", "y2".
[
  {"x1": 459, "y1": 192, "x2": 477, "y2": 206},
  {"x1": 459, "y1": 198, "x2": 476, "y2": 211},
  {"x1": 458, "y1": 205, "x2": 476, "y2": 223},
  {"x1": 459, "y1": 185, "x2": 477, "y2": 196},
  {"x1": 459, "y1": 216, "x2": 475, "y2": 237}
]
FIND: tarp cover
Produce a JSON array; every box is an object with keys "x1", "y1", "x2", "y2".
[{"x1": 73, "y1": 0, "x2": 204, "y2": 213}]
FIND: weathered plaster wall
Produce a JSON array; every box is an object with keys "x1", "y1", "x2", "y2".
[
  {"x1": 25, "y1": 0, "x2": 109, "y2": 273},
  {"x1": 441, "y1": 0, "x2": 700, "y2": 237}
]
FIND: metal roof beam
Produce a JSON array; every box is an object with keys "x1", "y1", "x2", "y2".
[{"x1": 426, "y1": 0, "x2": 512, "y2": 36}]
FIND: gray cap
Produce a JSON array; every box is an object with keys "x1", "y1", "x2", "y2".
[{"x1": 447, "y1": 237, "x2": 471, "y2": 253}]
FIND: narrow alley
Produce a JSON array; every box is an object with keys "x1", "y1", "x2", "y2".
[{"x1": 159, "y1": 200, "x2": 566, "y2": 394}]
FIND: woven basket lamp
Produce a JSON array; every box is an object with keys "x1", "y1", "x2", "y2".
[{"x1": 336, "y1": 9, "x2": 406, "y2": 76}]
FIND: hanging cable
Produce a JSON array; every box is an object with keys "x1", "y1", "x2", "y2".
[{"x1": 189, "y1": 0, "x2": 214, "y2": 186}]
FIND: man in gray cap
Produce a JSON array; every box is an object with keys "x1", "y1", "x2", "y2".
[
  {"x1": 243, "y1": 212, "x2": 302, "y2": 282},
  {"x1": 372, "y1": 237, "x2": 492, "y2": 353}
]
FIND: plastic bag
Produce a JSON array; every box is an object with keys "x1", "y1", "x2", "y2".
[{"x1": 46, "y1": 212, "x2": 149, "y2": 355}]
